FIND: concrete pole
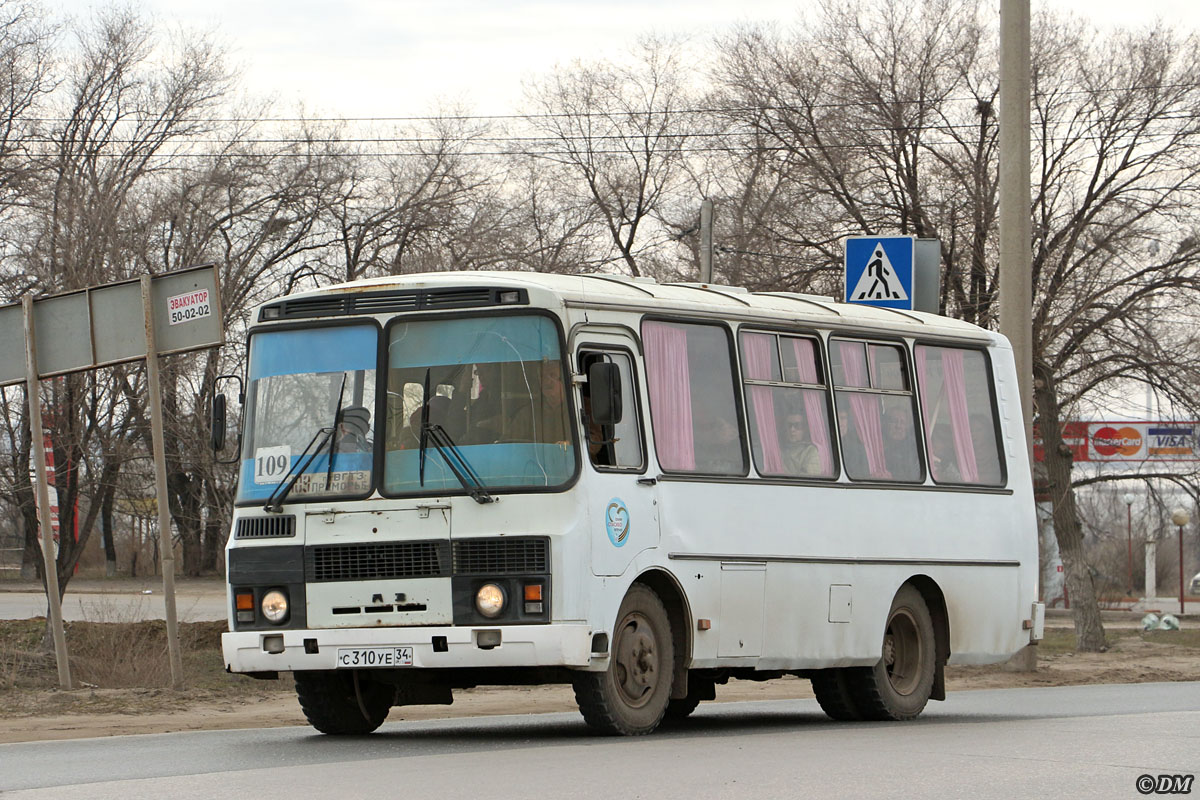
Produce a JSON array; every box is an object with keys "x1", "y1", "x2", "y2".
[
  {"x1": 1145, "y1": 534, "x2": 1158, "y2": 602},
  {"x1": 141, "y1": 276, "x2": 184, "y2": 688},
  {"x1": 998, "y1": 0, "x2": 1036, "y2": 673},
  {"x1": 699, "y1": 198, "x2": 714, "y2": 284},
  {"x1": 999, "y1": 0, "x2": 1033, "y2": 464},
  {"x1": 22, "y1": 296, "x2": 71, "y2": 689}
]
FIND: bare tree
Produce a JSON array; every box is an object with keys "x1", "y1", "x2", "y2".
[{"x1": 524, "y1": 36, "x2": 693, "y2": 277}]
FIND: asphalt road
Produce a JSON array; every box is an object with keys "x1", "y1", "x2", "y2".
[{"x1": 2, "y1": 683, "x2": 1197, "y2": 799}]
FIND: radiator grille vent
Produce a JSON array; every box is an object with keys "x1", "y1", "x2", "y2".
[
  {"x1": 306, "y1": 541, "x2": 450, "y2": 582},
  {"x1": 452, "y1": 537, "x2": 549, "y2": 575},
  {"x1": 235, "y1": 516, "x2": 296, "y2": 539},
  {"x1": 301, "y1": 537, "x2": 549, "y2": 582}
]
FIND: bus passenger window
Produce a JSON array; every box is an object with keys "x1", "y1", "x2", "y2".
[
  {"x1": 831, "y1": 339, "x2": 924, "y2": 482},
  {"x1": 914, "y1": 345, "x2": 1005, "y2": 486},
  {"x1": 740, "y1": 331, "x2": 836, "y2": 479},
  {"x1": 643, "y1": 320, "x2": 745, "y2": 476}
]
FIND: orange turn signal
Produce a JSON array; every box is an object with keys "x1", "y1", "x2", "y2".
[
  {"x1": 523, "y1": 584, "x2": 543, "y2": 602},
  {"x1": 236, "y1": 592, "x2": 254, "y2": 611}
]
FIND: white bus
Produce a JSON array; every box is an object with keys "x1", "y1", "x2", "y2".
[{"x1": 216, "y1": 271, "x2": 1044, "y2": 735}]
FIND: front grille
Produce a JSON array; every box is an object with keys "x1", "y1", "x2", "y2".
[
  {"x1": 235, "y1": 515, "x2": 296, "y2": 539},
  {"x1": 259, "y1": 287, "x2": 527, "y2": 321},
  {"x1": 306, "y1": 541, "x2": 450, "y2": 582},
  {"x1": 452, "y1": 537, "x2": 549, "y2": 575},
  {"x1": 302, "y1": 537, "x2": 549, "y2": 582}
]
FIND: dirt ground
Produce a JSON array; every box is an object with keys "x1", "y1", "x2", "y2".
[{"x1": 3, "y1": 618, "x2": 1198, "y2": 744}]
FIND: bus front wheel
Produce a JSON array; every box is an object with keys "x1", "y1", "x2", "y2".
[
  {"x1": 573, "y1": 584, "x2": 675, "y2": 735},
  {"x1": 294, "y1": 670, "x2": 393, "y2": 735},
  {"x1": 847, "y1": 585, "x2": 936, "y2": 721}
]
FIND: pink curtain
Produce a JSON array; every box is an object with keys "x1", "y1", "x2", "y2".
[
  {"x1": 643, "y1": 322, "x2": 695, "y2": 471},
  {"x1": 838, "y1": 341, "x2": 889, "y2": 478},
  {"x1": 741, "y1": 334, "x2": 784, "y2": 473},
  {"x1": 942, "y1": 348, "x2": 979, "y2": 482},
  {"x1": 916, "y1": 346, "x2": 979, "y2": 483},
  {"x1": 790, "y1": 338, "x2": 832, "y2": 474}
]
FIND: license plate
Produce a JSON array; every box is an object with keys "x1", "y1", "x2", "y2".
[{"x1": 335, "y1": 646, "x2": 413, "y2": 668}]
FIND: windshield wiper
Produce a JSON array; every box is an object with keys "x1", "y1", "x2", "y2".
[
  {"x1": 264, "y1": 373, "x2": 347, "y2": 513},
  {"x1": 263, "y1": 425, "x2": 335, "y2": 513},
  {"x1": 421, "y1": 422, "x2": 494, "y2": 505}
]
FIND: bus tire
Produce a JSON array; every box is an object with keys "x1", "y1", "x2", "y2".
[
  {"x1": 811, "y1": 669, "x2": 863, "y2": 721},
  {"x1": 294, "y1": 670, "x2": 392, "y2": 735},
  {"x1": 573, "y1": 584, "x2": 674, "y2": 735},
  {"x1": 848, "y1": 585, "x2": 936, "y2": 721}
]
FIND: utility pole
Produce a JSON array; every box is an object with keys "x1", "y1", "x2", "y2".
[
  {"x1": 999, "y1": 0, "x2": 1035, "y2": 673},
  {"x1": 999, "y1": 0, "x2": 1032, "y2": 459}
]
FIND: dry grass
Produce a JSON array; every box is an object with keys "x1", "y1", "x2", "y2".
[
  {"x1": 1035, "y1": 625, "x2": 1200, "y2": 656},
  {"x1": 0, "y1": 613, "x2": 293, "y2": 720}
]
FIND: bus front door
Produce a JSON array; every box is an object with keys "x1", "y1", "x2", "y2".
[{"x1": 575, "y1": 339, "x2": 659, "y2": 577}]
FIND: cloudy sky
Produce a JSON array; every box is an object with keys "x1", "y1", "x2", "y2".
[{"x1": 45, "y1": 0, "x2": 1200, "y2": 120}]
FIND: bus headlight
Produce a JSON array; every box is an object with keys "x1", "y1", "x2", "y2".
[
  {"x1": 261, "y1": 589, "x2": 289, "y2": 624},
  {"x1": 475, "y1": 584, "x2": 506, "y2": 618}
]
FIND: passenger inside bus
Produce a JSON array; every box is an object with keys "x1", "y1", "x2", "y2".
[
  {"x1": 505, "y1": 361, "x2": 570, "y2": 445},
  {"x1": 929, "y1": 424, "x2": 961, "y2": 482},
  {"x1": 781, "y1": 408, "x2": 822, "y2": 477},
  {"x1": 694, "y1": 412, "x2": 743, "y2": 474},
  {"x1": 335, "y1": 406, "x2": 372, "y2": 452},
  {"x1": 882, "y1": 405, "x2": 921, "y2": 481}
]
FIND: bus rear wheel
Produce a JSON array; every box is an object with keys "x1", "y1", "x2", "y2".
[
  {"x1": 811, "y1": 669, "x2": 864, "y2": 721},
  {"x1": 573, "y1": 584, "x2": 675, "y2": 735},
  {"x1": 847, "y1": 585, "x2": 936, "y2": 721},
  {"x1": 294, "y1": 670, "x2": 393, "y2": 735}
]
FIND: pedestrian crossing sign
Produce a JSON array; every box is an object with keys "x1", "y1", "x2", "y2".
[{"x1": 844, "y1": 235, "x2": 915, "y2": 310}]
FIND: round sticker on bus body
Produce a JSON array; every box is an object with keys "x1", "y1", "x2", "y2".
[{"x1": 606, "y1": 499, "x2": 630, "y2": 547}]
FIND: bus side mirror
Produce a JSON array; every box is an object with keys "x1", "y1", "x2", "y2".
[
  {"x1": 210, "y1": 393, "x2": 227, "y2": 452},
  {"x1": 587, "y1": 362, "x2": 623, "y2": 425},
  {"x1": 211, "y1": 373, "x2": 244, "y2": 464}
]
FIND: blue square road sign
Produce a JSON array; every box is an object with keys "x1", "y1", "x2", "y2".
[{"x1": 844, "y1": 235, "x2": 915, "y2": 311}]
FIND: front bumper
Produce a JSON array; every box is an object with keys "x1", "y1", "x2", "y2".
[{"x1": 223, "y1": 623, "x2": 595, "y2": 673}]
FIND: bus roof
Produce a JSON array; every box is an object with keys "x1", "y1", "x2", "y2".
[{"x1": 260, "y1": 271, "x2": 1001, "y2": 345}]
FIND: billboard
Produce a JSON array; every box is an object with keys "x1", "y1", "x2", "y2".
[{"x1": 1033, "y1": 421, "x2": 1199, "y2": 462}]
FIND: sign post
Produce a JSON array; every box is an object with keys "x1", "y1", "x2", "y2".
[
  {"x1": 142, "y1": 275, "x2": 184, "y2": 688},
  {"x1": 22, "y1": 296, "x2": 71, "y2": 689}
]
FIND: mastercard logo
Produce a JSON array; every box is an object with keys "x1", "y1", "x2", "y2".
[{"x1": 1092, "y1": 426, "x2": 1143, "y2": 457}]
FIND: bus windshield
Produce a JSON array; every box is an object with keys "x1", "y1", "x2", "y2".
[
  {"x1": 237, "y1": 324, "x2": 378, "y2": 505},
  {"x1": 382, "y1": 314, "x2": 575, "y2": 494}
]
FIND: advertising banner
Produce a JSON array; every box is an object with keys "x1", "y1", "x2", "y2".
[{"x1": 1033, "y1": 421, "x2": 1199, "y2": 462}]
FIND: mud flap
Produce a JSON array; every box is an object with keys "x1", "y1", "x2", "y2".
[{"x1": 931, "y1": 661, "x2": 946, "y2": 701}]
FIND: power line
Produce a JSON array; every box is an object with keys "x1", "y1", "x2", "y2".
[{"x1": 19, "y1": 81, "x2": 1200, "y2": 127}]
